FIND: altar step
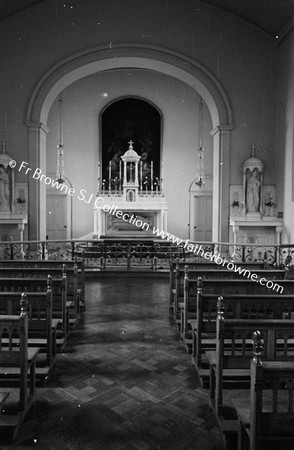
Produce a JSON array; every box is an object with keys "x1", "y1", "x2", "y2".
[{"x1": 85, "y1": 268, "x2": 169, "y2": 277}]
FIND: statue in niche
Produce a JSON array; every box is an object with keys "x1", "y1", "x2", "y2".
[
  {"x1": 246, "y1": 168, "x2": 261, "y2": 213},
  {"x1": 0, "y1": 164, "x2": 10, "y2": 212}
]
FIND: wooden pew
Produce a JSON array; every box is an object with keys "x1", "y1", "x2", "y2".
[
  {"x1": 0, "y1": 291, "x2": 59, "y2": 375},
  {"x1": 173, "y1": 265, "x2": 285, "y2": 324},
  {"x1": 0, "y1": 258, "x2": 85, "y2": 313},
  {"x1": 233, "y1": 334, "x2": 294, "y2": 450},
  {"x1": 0, "y1": 264, "x2": 81, "y2": 320},
  {"x1": 192, "y1": 291, "x2": 294, "y2": 377},
  {"x1": 169, "y1": 260, "x2": 275, "y2": 315},
  {"x1": 0, "y1": 311, "x2": 39, "y2": 440},
  {"x1": 206, "y1": 301, "x2": 294, "y2": 446},
  {"x1": 181, "y1": 275, "x2": 294, "y2": 350},
  {"x1": 0, "y1": 275, "x2": 70, "y2": 338},
  {"x1": 169, "y1": 259, "x2": 222, "y2": 307}
]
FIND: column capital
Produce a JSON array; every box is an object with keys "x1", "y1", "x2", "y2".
[
  {"x1": 233, "y1": 224, "x2": 239, "y2": 234},
  {"x1": 210, "y1": 124, "x2": 233, "y2": 137},
  {"x1": 26, "y1": 121, "x2": 49, "y2": 134}
]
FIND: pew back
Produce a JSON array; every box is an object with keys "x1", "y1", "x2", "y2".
[
  {"x1": 0, "y1": 312, "x2": 39, "y2": 410},
  {"x1": 182, "y1": 276, "x2": 294, "y2": 336},
  {"x1": 0, "y1": 276, "x2": 68, "y2": 333},
  {"x1": 0, "y1": 290, "x2": 55, "y2": 365},
  {"x1": 208, "y1": 309, "x2": 294, "y2": 416},
  {"x1": 193, "y1": 293, "x2": 294, "y2": 367},
  {"x1": 234, "y1": 359, "x2": 294, "y2": 450}
]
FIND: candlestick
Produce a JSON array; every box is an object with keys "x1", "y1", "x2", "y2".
[
  {"x1": 97, "y1": 162, "x2": 100, "y2": 192},
  {"x1": 150, "y1": 161, "x2": 153, "y2": 192},
  {"x1": 119, "y1": 160, "x2": 122, "y2": 190},
  {"x1": 109, "y1": 161, "x2": 112, "y2": 190},
  {"x1": 140, "y1": 161, "x2": 143, "y2": 190}
]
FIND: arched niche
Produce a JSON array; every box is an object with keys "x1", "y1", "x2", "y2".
[
  {"x1": 26, "y1": 44, "x2": 233, "y2": 241},
  {"x1": 101, "y1": 97, "x2": 162, "y2": 182}
]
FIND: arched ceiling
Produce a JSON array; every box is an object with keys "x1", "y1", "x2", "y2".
[
  {"x1": 199, "y1": 0, "x2": 294, "y2": 37},
  {"x1": 0, "y1": 0, "x2": 293, "y2": 37},
  {"x1": 0, "y1": 0, "x2": 46, "y2": 22}
]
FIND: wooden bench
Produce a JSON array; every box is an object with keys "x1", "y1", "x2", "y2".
[
  {"x1": 174, "y1": 265, "x2": 285, "y2": 324},
  {"x1": 233, "y1": 335, "x2": 294, "y2": 450},
  {"x1": 0, "y1": 274, "x2": 70, "y2": 338},
  {"x1": 0, "y1": 258, "x2": 85, "y2": 313},
  {"x1": 0, "y1": 263, "x2": 81, "y2": 318},
  {"x1": 205, "y1": 302, "x2": 294, "y2": 446},
  {"x1": 169, "y1": 259, "x2": 223, "y2": 307},
  {"x1": 192, "y1": 291, "x2": 294, "y2": 374},
  {"x1": 181, "y1": 275, "x2": 294, "y2": 350},
  {"x1": 0, "y1": 290, "x2": 59, "y2": 373},
  {"x1": 169, "y1": 260, "x2": 275, "y2": 315},
  {"x1": 0, "y1": 311, "x2": 40, "y2": 440}
]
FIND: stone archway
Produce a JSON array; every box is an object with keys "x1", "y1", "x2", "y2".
[{"x1": 26, "y1": 44, "x2": 233, "y2": 241}]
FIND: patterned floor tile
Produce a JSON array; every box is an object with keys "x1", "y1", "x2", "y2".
[{"x1": 2, "y1": 277, "x2": 226, "y2": 450}]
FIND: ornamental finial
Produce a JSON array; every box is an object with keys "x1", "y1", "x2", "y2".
[
  {"x1": 252, "y1": 330, "x2": 263, "y2": 365},
  {"x1": 250, "y1": 144, "x2": 256, "y2": 158}
]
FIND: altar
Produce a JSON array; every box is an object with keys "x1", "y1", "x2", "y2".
[
  {"x1": 0, "y1": 140, "x2": 28, "y2": 244},
  {"x1": 93, "y1": 141, "x2": 168, "y2": 238},
  {"x1": 229, "y1": 146, "x2": 283, "y2": 259}
]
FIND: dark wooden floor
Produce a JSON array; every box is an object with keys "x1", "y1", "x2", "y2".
[{"x1": 2, "y1": 277, "x2": 225, "y2": 450}]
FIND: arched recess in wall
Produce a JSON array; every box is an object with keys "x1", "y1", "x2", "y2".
[
  {"x1": 26, "y1": 44, "x2": 233, "y2": 241},
  {"x1": 101, "y1": 97, "x2": 162, "y2": 183}
]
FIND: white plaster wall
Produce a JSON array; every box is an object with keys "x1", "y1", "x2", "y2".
[{"x1": 275, "y1": 29, "x2": 294, "y2": 243}]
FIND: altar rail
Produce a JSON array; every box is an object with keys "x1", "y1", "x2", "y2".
[
  {"x1": 97, "y1": 189, "x2": 164, "y2": 198},
  {"x1": 0, "y1": 238, "x2": 294, "y2": 270}
]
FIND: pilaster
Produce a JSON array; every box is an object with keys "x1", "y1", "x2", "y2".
[
  {"x1": 210, "y1": 125, "x2": 233, "y2": 242},
  {"x1": 27, "y1": 122, "x2": 49, "y2": 240}
]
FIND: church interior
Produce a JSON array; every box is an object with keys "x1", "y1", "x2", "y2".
[{"x1": 1, "y1": 0, "x2": 294, "y2": 449}]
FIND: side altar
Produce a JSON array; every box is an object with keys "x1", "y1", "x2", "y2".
[
  {"x1": 0, "y1": 140, "x2": 28, "y2": 246},
  {"x1": 229, "y1": 146, "x2": 283, "y2": 260},
  {"x1": 93, "y1": 141, "x2": 168, "y2": 238}
]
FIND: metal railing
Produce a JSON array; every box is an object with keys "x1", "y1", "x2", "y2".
[{"x1": 0, "y1": 238, "x2": 293, "y2": 270}]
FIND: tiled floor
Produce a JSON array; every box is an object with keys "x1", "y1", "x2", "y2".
[{"x1": 2, "y1": 277, "x2": 225, "y2": 450}]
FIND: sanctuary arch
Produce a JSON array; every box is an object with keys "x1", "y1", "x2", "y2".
[{"x1": 26, "y1": 44, "x2": 233, "y2": 241}]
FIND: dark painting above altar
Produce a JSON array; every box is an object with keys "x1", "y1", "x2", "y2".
[{"x1": 101, "y1": 98, "x2": 161, "y2": 185}]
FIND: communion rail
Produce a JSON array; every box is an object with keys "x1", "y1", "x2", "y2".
[{"x1": 0, "y1": 238, "x2": 293, "y2": 270}]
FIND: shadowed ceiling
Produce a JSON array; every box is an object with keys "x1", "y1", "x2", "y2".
[{"x1": 0, "y1": 0, "x2": 293, "y2": 37}]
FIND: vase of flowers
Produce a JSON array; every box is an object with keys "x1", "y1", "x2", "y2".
[
  {"x1": 16, "y1": 197, "x2": 26, "y2": 214},
  {"x1": 231, "y1": 200, "x2": 241, "y2": 216},
  {"x1": 264, "y1": 197, "x2": 275, "y2": 217}
]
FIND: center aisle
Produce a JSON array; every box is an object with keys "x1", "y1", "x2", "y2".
[{"x1": 10, "y1": 277, "x2": 225, "y2": 450}]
